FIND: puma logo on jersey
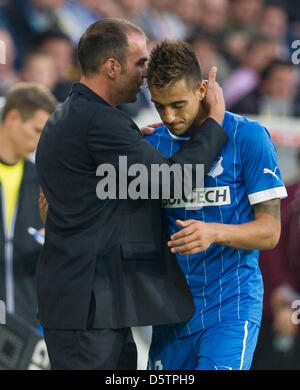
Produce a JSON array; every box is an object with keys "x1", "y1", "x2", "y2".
[
  {"x1": 207, "y1": 156, "x2": 224, "y2": 178},
  {"x1": 263, "y1": 166, "x2": 279, "y2": 180}
]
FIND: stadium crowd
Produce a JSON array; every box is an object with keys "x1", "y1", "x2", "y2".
[
  {"x1": 0, "y1": 0, "x2": 300, "y2": 370},
  {"x1": 0, "y1": 0, "x2": 299, "y2": 114}
]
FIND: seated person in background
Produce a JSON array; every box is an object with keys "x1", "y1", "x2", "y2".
[
  {"x1": 0, "y1": 0, "x2": 65, "y2": 69},
  {"x1": 38, "y1": 30, "x2": 76, "y2": 102},
  {"x1": 20, "y1": 51, "x2": 58, "y2": 95},
  {"x1": 0, "y1": 29, "x2": 20, "y2": 96},
  {"x1": 223, "y1": 35, "x2": 280, "y2": 109},
  {"x1": 230, "y1": 59, "x2": 300, "y2": 117},
  {"x1": 188, "y1": 31, "x2": 232, "y2": 85}
]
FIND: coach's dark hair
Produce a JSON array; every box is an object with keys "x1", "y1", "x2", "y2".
[
  {"x1": 147, "y1": 39, "x2": 202, "y2": 90},
  {"x1": 2, "y1": 82, "x2": 57, "y2": 122},
  {"x1": 77, "y1": 18, "x2": 146, "y2": 77}
]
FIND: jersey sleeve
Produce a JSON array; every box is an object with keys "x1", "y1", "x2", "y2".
[{"x1": 239, "y1": 119, "x2": 287, "y2": 205}]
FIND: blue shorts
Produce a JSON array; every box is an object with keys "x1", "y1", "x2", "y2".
[{"x1": 148, "y1": 319, "x2": 259, "y2": 370}]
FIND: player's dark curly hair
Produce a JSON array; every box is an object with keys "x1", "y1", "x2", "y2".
[{"x1": 147, "y1": 40, "x2": 202, "y2": 90}]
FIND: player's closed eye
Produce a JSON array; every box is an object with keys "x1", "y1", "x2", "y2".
[
  {"x1": 155, "y1": 103, "x2": 186, "y2": 110},
  {"x1": 173, "y1": 103, "x2": 186, "y2": 109}
]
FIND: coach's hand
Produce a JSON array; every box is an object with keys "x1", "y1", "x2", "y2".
[
  {"x1": 140, "y1": 122, "x2": 164, "y2": 135},
  {"x1": 168, "y1": 219, "x2": 216, "y2": 255},
  {"x1": 203, "y1": 66, "x2": 225, "y2": 126}
]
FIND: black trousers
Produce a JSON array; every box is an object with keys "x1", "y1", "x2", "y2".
[{"x1": 44, "y1": 327, "x2": 137, "y2": 370}]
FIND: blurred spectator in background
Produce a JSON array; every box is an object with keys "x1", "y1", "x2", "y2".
[
  {"x1": 231, "y1": 59, "x2": 300, "y2": 117},
  {"x1": 83, "y1": 0, "x2": 124, "y2": 19},
  {"x1": 169, "y1": 0, "x2": 202, "y2": 40},
  {"x1": 185, "y1": 0, "x2": 230, "y2": 77},
  {"x1": 0, "y1": 0, "x2": 65, "y2": 68},
  {"x1": 221, "y1": 29, "x2": 252, "y2": 69},
  {"x1": 118, "y1": 0, "x2": 152, "y2": 36},
  {"x1": 21, "y1": 51, "x2": 58, "y2": 94},
  {"x1": 0, "y1": 29, "x2": 20, "y2": 96},
  {"x1": 48, "y1": 0, "x2": 124, "y2": 55},
  {"x1": 140, "y1": 0, "x2": 186, "y2": 40},
  {"x1": 55, "y1": 0, "x2": 103, "y2": 46},
  {"x1": 286, "y1": 0, "x2": 300, "y2": 36},
  {"x1": 188, "y1": 32, "x2": 232, "y2": 84},
  {"x1": 38, "y1": 30, "x2": 75, "y2": 102},
  {"x1": 223, "y1": 35, "x2": 280, "y2": 108},
  {"x1": 228, "y1": 0, "x2": 265, "y2": 30},
  {"x1": 0, "y1": 82, "x2": 57, "y2": 329},
  {"x1": 196, "y1": 0, "x2": 228, "y2": 38},
  {"x1": 252, "y1": 150, "x2": 300, "y2": 370},
  {"x1": 260, "y1": 2, "x2": 290, "y2": 57},
  {"x1": 261, "y1": 3, "x2": 288, "y2": 42}
]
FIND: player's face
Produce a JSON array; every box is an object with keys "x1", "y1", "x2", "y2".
[
  {"x1": 9, "y1": 109, "x2": 50, "y2": 159},
  {"x1": 150, "y1": 78, "x2": 206, "y2": 136},
  {"x1": 117, "y1": 32, "x2": 148, "y2": 103}
]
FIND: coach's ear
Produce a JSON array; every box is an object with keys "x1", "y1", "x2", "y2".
[
  {"x1": 104, "y1": 58, "x2": 121, "y2": 80},
  {"x1": 197, "y1": 81, "x2": 207, "y2": 101}
]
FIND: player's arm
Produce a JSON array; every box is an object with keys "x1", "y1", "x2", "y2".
[
  {"x1": 168, "y1": 198, "x2": 281, "y2": 255},
  {"x1": 39, "y1": 187, "x2": 48, "y2": 224}
]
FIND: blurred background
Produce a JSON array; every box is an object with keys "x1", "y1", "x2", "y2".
[{"x1": 0, "y1": 0, "x2": 300, "y2": 370}]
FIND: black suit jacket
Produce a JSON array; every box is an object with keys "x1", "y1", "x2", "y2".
[{"x1": 35, "y1": 83, "x2": 227, "y2": 329}]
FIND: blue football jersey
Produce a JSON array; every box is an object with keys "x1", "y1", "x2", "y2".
[{"x1": 146, "y1": 111, "x2": 287, "y2": 336}]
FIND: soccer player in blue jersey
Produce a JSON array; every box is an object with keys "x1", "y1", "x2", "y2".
[{"x1": 146, "y1": 40, "x2": 287, "y2": 370}]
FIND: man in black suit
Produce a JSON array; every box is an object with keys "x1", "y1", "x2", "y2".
[{"x1": 35, "y1": 18, "x2": 227, "y2": 370}]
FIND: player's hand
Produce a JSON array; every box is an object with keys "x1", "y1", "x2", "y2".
[
  {"x1": 140, "y1": 122, "x2": 164, "y2": 135},
  {"x1": 203, "y1": 66, "x2": 225, "y2": 126},
  {"x1": 39, "y1": 187, "x2": 49, "y2": 224},
  {"x1": 167, "y1": 219, "x2": 216, "y2": 255}
]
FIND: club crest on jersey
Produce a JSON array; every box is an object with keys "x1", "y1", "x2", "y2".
[{"x1": 207, "y1": 156, "x2": 224, "y2": 178}]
